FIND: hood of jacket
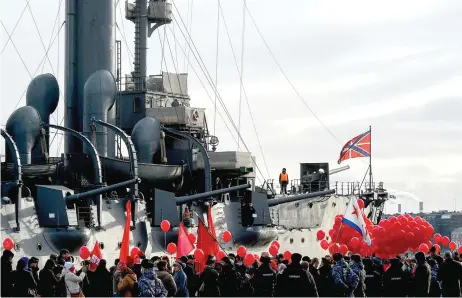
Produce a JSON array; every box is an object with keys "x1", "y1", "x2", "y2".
[{"x1": 140, "y1": 268, "x2": 157, "y2": 281}]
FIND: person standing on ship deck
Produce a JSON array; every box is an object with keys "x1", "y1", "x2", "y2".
[{"x1": 279, "y1": 168, "x2": 289, "y2": 195}]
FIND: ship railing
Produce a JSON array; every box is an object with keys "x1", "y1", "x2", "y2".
[
  {"x1": 269, "y1": 179, "x2": 385, "y2": 197},
  {"x1": 66, "y1": 206, "x2": 93, "y2": 228}
]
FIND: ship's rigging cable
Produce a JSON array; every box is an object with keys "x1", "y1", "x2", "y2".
[
  {"x1": 213, "y1": 0, "x2": 220, "y2": 137},
  {"x1": 237, "y1": 0, "x2": 246, "y2": 151},
  {"x1": 244, "y1": 4, "x2": 342, "y2": 146},
  {"x1": 184, "y1": 0, "x2": 194, "y2": 74},
  {"x1": 217, "y1": 2, "x2": 271, "y2": 179},
  {"x1": 117, "y1": 0, "x2": 134, "y2": 72},
  {"x1": 1, "y1": 22, "x2": 33, "y2": 80},
  {"x1": 170, "y1": 2, "x2": 268, "y2": 181},
  {"x1": 0, "y1": 0, "x2": 30, "y2": 55}
]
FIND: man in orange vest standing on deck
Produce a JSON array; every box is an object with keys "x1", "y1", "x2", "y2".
[{"x1": 279, "y1": 168, "x2": 289, "y2": 195}]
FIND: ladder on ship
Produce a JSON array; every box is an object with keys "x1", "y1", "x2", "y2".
[{"x1": 115, "y1": 40, "x2": 123, "y2": 158}]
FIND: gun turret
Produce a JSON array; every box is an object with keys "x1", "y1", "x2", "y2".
[
  {"x1": 268, "y1": 189, "x2": 335, "y2": 207},
  {"x1": 35, "y1": 178, "x2": 140, "y2": 228},
  {"x1": 152, "y1": 183, "x2": 251, "y2": 227}
]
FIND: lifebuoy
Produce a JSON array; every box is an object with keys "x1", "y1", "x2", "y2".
[{"x1": 192, "y1": 109, "x2": 200, "y2": 121}]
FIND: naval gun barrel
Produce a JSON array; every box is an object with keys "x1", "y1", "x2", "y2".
[
  {"x1": 176, "y1": 183, "x2": 251, "y2": 205},
  {"x1": 65, "y1": 178, "x2": 141, "y2": 202},
  {"x1": 268, "y1": 189, "x2": 335, "y2": 207},
  {"x1": 329, "y1": 165, "x2": 350, "y2": 175}
]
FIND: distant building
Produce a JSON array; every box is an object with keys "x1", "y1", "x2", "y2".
[{"x1": 452, "y1": 227, "x2": 462, "y2": 247}]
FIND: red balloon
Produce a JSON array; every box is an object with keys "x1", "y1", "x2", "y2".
[
  {"x1": 222, "y1": 230, "x2": 232, "y2": 243},
  {"x1": 434, "y1": 244, "x2": 441, "y2": 254},
  {"x1": 167, "y1": 242, "x2": 177, "y2": 254},
  {"x1": 271, "y1": 240, "x2": 280, "y2": 249},
  {"x1": 339, "y1": 244, "x2": 348, "y2": 255},
  {"x1": 283, "y1": 250, "x2": 292, "y2": 260},
  {"x1": 160, "y1": 220, "x2": 171, "y2": 232},
  {"x1": 419, "y1": 243, "x2": 429, "y2": 253},
  {"x1": 217, "y1": 250, "x2": 226, "y2": 261},
  {"x1": 449, "y1": 241, "x2": 457, "y2": 251},
  {"x1": 425, "y1": 226, "x2": 434, "y2": 237},
  {"x1": 426, "y1": 241, "x2": 433, "y2": 250},
  {"x1": 316, "y1": 230, "x2": 326, "y2": 241},
  {"x1": 254, "y1": 254, "x2": 260, "y2": 261},
  {"x1": 2, "y1": 238, "x2": 14, "y2": 251},
  {"x1": 350, "y1": 237, "x2": 360, "y2": 249},
  {"x1": 237, "y1": 246, "x2": 247, "y2": 258},
  {"x1": 80, "y1": 246, "x2": 91, "y2": 259},
  {"x1": 433, "y1": 233, "x2": 442, "y2": 244},
  {"x1": 130, "y1": 247, "x2": 141, "y2": 258},
  {"x1": 329, "y1": 243, "x2": 340, "y2": 255},
  {"x1": 194, "y1": 249, "x2": 204, "y2": 260},
  {"x1": 320, "y1": 240, "x2": 329, "y2": 250},
  {"x1": 188, "y1": 233, "x2": 196, "y2": 244},
  {"x1": 358, "y1": 199, "x2": 365, "y2": 209},
  {"x1": 458, "y1": 246, "x2": 462, "y2": 254},
  {"x1": 269, "y1": 245, "x2": 279, "y2": 257},
  {"x1": 243, "y1": 253, "x2": 255, "y2": 266},
  {"x1": 441, "y1": 236, "x2": 450, "y2": 247}
]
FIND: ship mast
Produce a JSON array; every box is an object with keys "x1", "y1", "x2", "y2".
[{"x1": 126, "y1": 0, "x2": 172, "y2": 91}]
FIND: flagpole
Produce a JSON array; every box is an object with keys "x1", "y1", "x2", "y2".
[{"x1": 369, "y1": 125, "x2": 373, "y2": 191}]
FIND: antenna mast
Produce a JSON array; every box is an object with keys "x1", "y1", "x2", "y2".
[{"x1": 126, "y1": 0, "x2": 172, "y2": 91}]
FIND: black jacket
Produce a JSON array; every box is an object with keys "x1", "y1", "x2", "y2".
[
  {"x1": 38, "y1": 268, "x2": 59, "y2": 297},
  {"x1": 275, "y1": 263, "x2": 318, "y2": 297},
  {"x1": 364, "y1": 268, "x2": 382, "y2": 297},
  {"x1": 382, "y1": 264, "x2": 409, "y2": 297},
  {"x1": 218, "y1": 264, "x2": 238, "y2": 297},
  {"x1": 252, "y1": 264, "x2": 277, "y2": 297},
  {"x1": 12, "y1": 269, "x2": 37, "y2": 297},
  {"x1": 413, "y1": 262, "x2": 431, "y2": 297},
  {"x1": 1, "y1": 255, "x2": 14, "y2": 297},
  {"x1": 199, "y1": 266, "x2": 220, "y2": 297},
  {"x1": 437, "y1": 258, "x2": 462, "y2": 297}
]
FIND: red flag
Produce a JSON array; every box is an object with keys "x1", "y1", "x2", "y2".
[
  {"x1": 119, "y1": 200, "x2": 132, "y2": 264},
  {"x1": 89, "y1": 241, "x2": 103, "y2": 271},
  {"x1": 196, "y1": 217, "x2": 220, "y2": 273},
  {"x1": 207, "y1": 205, "x2": 219, "y2": 253},
  {"x1": 338, "y1": 130, "x2": 371, "y2": 164},
  {"x1": 177, "y1": 223, "x2": 194, "y2": 259}
]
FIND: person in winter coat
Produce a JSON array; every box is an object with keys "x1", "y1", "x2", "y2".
[
  {"x1": 138, "y1": 259, "x2": 168, "y2": 297},
  {"x1": 252, "y1": 256, "x2": 277, "y2": 297},
  {"x1": 413, "y1": 251, "x2": 431, "y2": 297},
  {"x1": 38, "y1": 259, "x2": 60, "y2": 297},
  {"x1": 90, "y1": 259, "x2": 113, "y2": 297},
  {"x1": 63, "y1": 262, "x2": 87, "y2": 297},
  {"x1": 118, "y1": 265, "x2": 138, "y2": 297},
  {"x1": 199, "y1": 259, "x2": 220, "y2": 297},
  {"x1": 426, "y1": 258, "x2": 442, "y2": 297},
  {"x1": 12, "y1": 258, "x2": 37, "y2": 297},
  {"x1": 382, "y1": 258, "x2": 409, "y2": 297},
  {"x1": 437, "y1": 251, "x2": 462, "y2": 297},
  {"x1": 331, "y1": 253, "x2": 359, "y2": 297},
  {"x1": 275, "y1": 253, "x2": 318, "y2": 297},
  {"x1": 28, "y1": 257, "x2": 40, "y2": 286},
  {"x1": 180, "y1": 256, "x2": 198, "y2": 296},
  {"x1": 428, "y1": 246, "x2": 444, "y2": 266},
  {"x1": 173, "y1": 262, "x2": 189, "y2": 297},
  {"x1": 350, "y1": 254, "x2": 366, "y2": 297},
  {"x1": 1, "y1": 249, "x2": 14, "y2": 297},
  {"x1": 218, "y1": 256, "x2": 239, "y2": 297},
  {"x1": 317, "y1": 257, "x2": 333, "y2": 297},
  {"x1": 362, "y1": 258, "x2": 382, "y2": 297},
  {"x1": 157, "y1": 260, "x2": 177, "y2": 296}
]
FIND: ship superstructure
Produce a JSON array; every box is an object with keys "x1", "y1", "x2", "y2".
[{"x1": 1, "y1": 0, "x2": 388, "y2": 263}]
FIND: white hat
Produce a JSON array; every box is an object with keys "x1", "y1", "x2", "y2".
[{"x1": 64, "y1": 262, "x2": 73, "y2": 270}]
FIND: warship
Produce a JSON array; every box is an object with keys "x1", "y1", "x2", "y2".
[{"x1": 1, "y1": 0, "x2": 389, "y2": 264}]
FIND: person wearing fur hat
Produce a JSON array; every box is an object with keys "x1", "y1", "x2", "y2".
[
  {"x1": 157, "y1": 260, "x2": 177, "y2": 296},
  {"x1": 138, "y1": 259, "x2": 167, "y2": 297}
]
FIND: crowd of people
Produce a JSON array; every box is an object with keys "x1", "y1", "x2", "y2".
[{"x1": 2, "y1": 246, "x2": 462, "y2": 297}]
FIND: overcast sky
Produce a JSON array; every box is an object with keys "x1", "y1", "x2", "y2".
[{"x1": 1, "y1": 0, "x2": 461, "y2": 213}]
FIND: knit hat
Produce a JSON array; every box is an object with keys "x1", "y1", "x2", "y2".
[{"x1": 141, "y1": 259, "x2": 154, "y2": 269}]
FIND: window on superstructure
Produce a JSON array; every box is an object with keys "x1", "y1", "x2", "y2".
[{"x1": 133, "y1": 97, "x2": 141, "y2": 113}]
